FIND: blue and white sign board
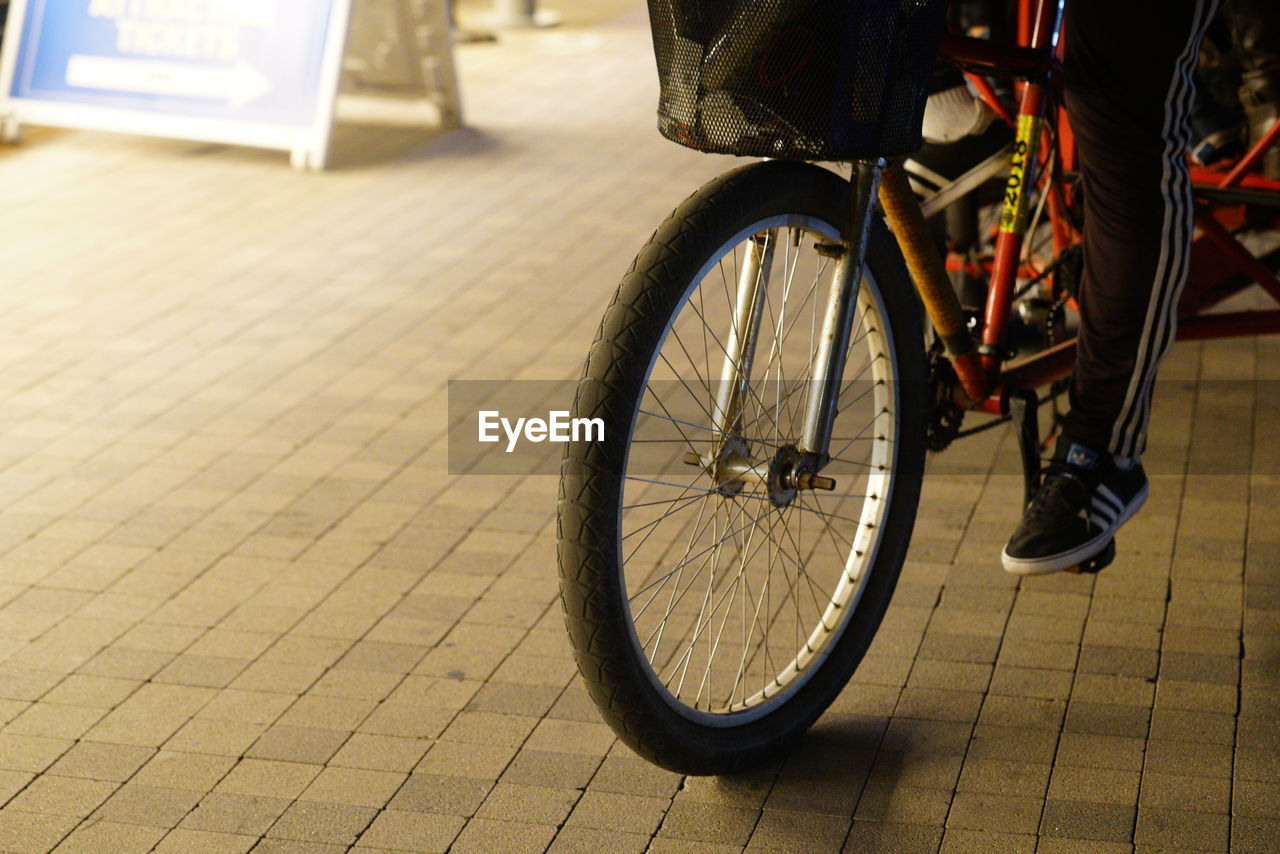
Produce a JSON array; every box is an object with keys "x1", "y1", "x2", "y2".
[{"x1": 0, "y1": 0, "x2": 356, "y2": 169}]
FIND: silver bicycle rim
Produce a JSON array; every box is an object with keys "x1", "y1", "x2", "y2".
[{"x1": 616, "y1": 214, "x2": 900, "y2": 726}]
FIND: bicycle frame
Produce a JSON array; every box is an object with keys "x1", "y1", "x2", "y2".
[
  {"x1": 894, "y1": 0, "x2": 1280, "y2": 422},
  {"x1": 707, "y1": 7, "x2": 1072, "y2": 472},
  {"x1": 712, "y1": 0, "x2": 1280, "y2": 490}
]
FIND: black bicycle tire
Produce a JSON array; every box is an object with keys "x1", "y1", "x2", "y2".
[{"x1": 557, "y1": 159, "x2": 928, "y2": 775}]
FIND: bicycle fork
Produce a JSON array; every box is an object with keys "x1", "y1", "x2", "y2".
[
  {"x1": 798, "y1": 159, "x2": 884, "y2": 461},
  {"x1": 696, "y1": 159, "x2": 885, "y2": 498}
]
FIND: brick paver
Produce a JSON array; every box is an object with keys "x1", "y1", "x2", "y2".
[{"x1": 0, "y1": 2, "x2": 1275, "y2": 852}]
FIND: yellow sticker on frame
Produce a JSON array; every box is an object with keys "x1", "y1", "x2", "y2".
[{"x1": 999, "y1": 113, "x2": 1042, "y2": 234}]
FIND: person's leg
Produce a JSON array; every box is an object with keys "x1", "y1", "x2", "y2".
[
  {"x1": 1061, "y1": 0, "x2": 1225, "y2": 462},
  {"x1": 1002, "y1": 0, "x2": 1225, "y2": 575}
]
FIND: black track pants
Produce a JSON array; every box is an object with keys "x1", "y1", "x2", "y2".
[{"x1": 1060, "y1": 0, "x2": 1226, "y2": 460}]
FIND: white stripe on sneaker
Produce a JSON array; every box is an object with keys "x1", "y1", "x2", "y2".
[
  {"x1": 1095, "y1": 485, "x2": 1125, "y2": 514},
  {"x1": 1090, "y1": 500, "x2": 1118, "y2": 526}
]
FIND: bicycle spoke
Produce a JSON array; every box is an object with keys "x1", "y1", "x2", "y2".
[
  {"x1": 621, "y1": 491, "x2": 710, "y2": 543},
  {"x1": 609, "y1": 213, "x2": 904, "y2": 718}
]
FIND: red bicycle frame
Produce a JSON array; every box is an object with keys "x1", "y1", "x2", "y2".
[{"x1": 928, "y1": 0, "x2": 1280, "y2": 418}]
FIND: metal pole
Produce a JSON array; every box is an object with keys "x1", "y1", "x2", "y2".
[
  {"x1": 800, "y1": 159, "x2": 884, "y2": 459},
  {"x1": 486, "y1": 0, "x2": 560, "y2": 28}
]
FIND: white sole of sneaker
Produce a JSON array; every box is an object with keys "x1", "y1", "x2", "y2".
[{"x1": 1000, "y1": 482, "x2": 1149, "y2": 576}]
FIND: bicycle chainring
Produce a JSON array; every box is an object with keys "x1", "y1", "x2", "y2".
[{"x1": 926, "y1": 351, "x2": 965, "y2": 452}]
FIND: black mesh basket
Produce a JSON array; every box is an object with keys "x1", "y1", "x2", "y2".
[{"x1": 649, "y1": 0, "x2": 950, "y2": 160}]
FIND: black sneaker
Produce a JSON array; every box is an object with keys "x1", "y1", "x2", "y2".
[{"x1": 1001, "y1": 442, "x2": 1149, "y2": 575}]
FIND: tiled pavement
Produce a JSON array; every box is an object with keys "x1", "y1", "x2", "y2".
[{"x1": 0, "y1": 4, "x2": 1277, "y2": 853}]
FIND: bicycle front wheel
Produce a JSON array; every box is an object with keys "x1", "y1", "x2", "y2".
[{"x1": 558, "y1": 160, "x2": 927, "y2": 774}]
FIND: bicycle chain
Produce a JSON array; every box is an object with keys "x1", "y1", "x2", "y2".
[{"x1": 1044, "y1": 245, "x2": 1082, "y2": 347}]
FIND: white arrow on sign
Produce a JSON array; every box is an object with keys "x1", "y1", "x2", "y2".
[{"x1": 66, "y1": 55, "x2": 272, "y2": 108}]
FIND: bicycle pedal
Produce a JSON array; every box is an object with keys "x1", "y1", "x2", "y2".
[{"x1": 1066, "y1": 539, "x2": 1116, "y2": 575}]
